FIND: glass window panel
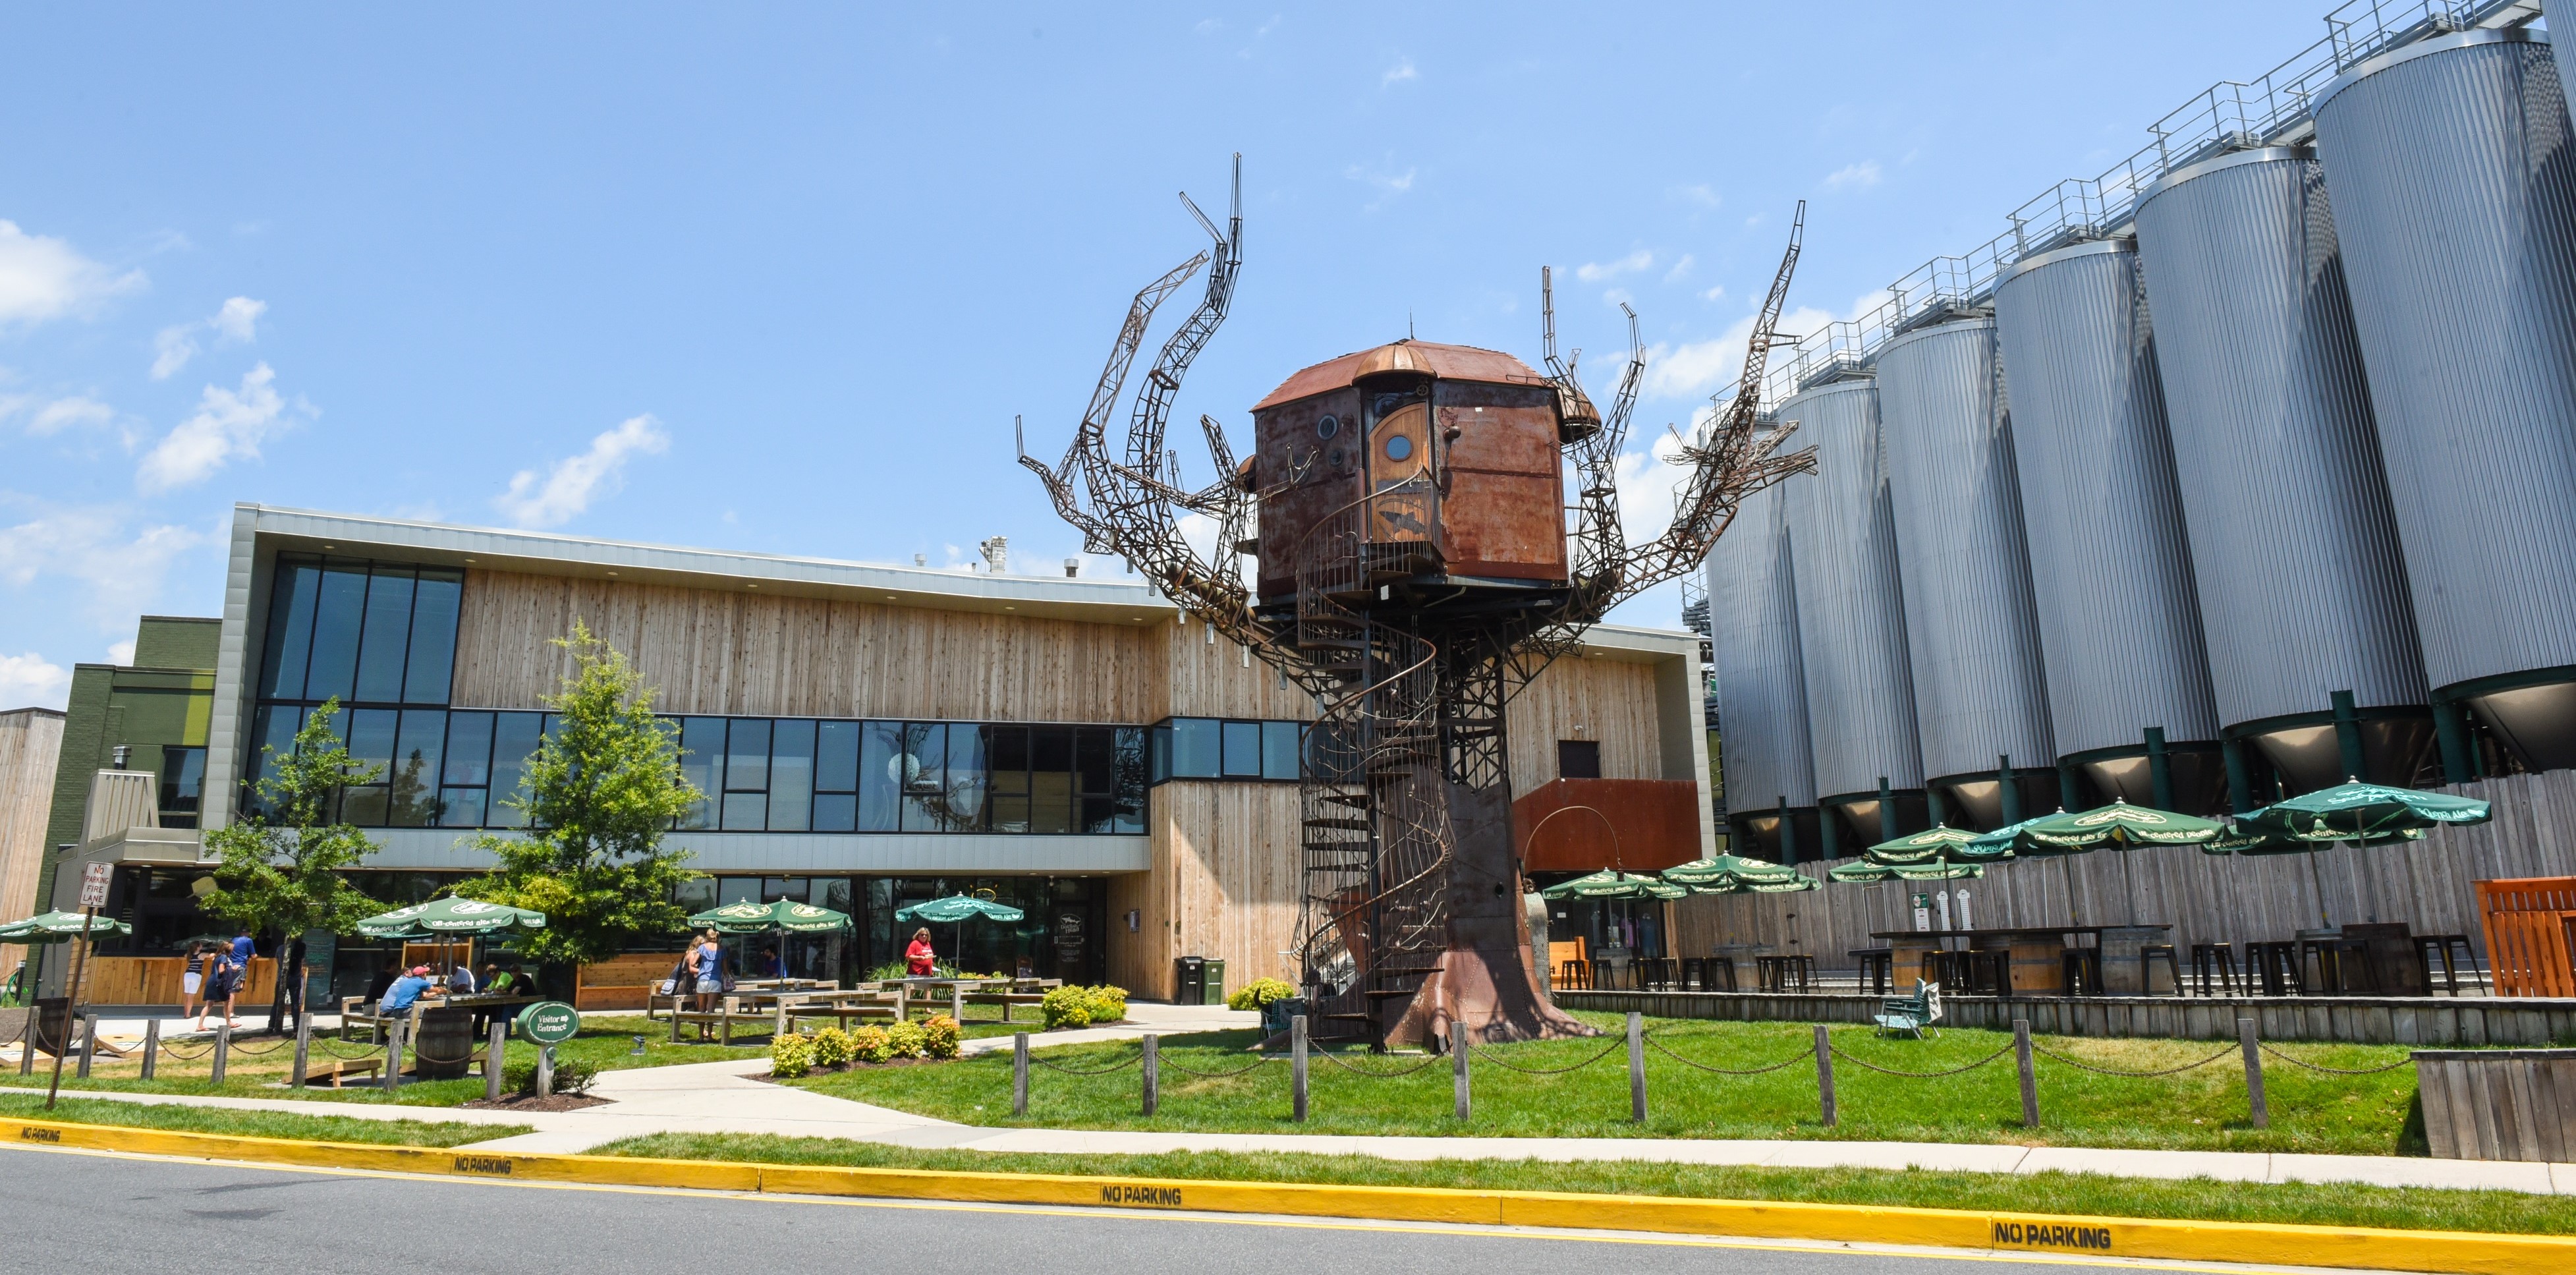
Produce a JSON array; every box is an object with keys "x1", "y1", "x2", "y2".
[
  {"x1": 345, "y1": 708, "x2": 400, "y2": 782},
  {"x1": 387, "y1": 709, "x2": 447, "y2": 827},
  {"x1": 725, "y1": 719, "x2": 770, "y2": 791},
  {"x1": 987, "y1": 793, "x2": 1030, "y2": 834},
  {"x1": 442, "y1": 712, "x2": 493, "y2": 786},
  {"x1": 722, "y1": 791, "x2": 768, "y2": 830},
  {"x1": 304, "y1": 562, "x2": 370, "y2": 704},
  {"x1": 943, "y1": 722, "x2": 987, "y2": 831},
  {"x1": 984, "y1": 725, "x2": 1029, "y2": 793},
  {"x1": 1171, "y1": 718, "x2": 1221, "y2": 778},
  {"x1": 812, "y1": 793, "x2": 856, "y2": 832},
  {"x1": 403, "y1": 568, "x2": 462, "y2": 704},
  {"x1": 1262, "y1": 721, "x2": 1302, "y2": 781},
  {"x1": 245, "y1": 704, "x2": 305, "y2": 816},
  {"x1": 1082, "y1": 795, "x2": 1115, "y2": 835},
  {"x1": 764, "y1": 877, "x2": 806, "y2": 903},
  {"x1": 1114, "y1": 727, "x2": 1147, "y2": 833},
  {"x1": 768, "y1": 719, "x2": 814, "y2": 832},
  {"x1": 719, "y1": 876, "x2": 759, "y2": 907},
  {"x1": 1077, "y1": 727, "x2": 1115, "y2": 793},
  {"x1": 340, "y1": 785, "x2": 390, "y2": 827},
  {"x1": 815, "y1": 721, "x2": 860, "y2": 792},
  {"x1": 677, "y1": 717, "x2": 725, "y2": 830},
  {"x1": 1150, "y1": 721, "x2": 1171, "y2": 784},
  {"x1": 158, "y1": 747, "x2": 206, "y2": 816},
  {"x1": 258, "y1": 558, "x2": 322, "y2": 700},
  {"x1": 675, "y1": 876, "x2": 716, "y2": 913},
  {"x1": 1028, "y1": 770, "x2": 1074, "y2": 835},
  {"x1": 352, "y1": 566, "x2": 416, "y2": 703},
  {"x1": 438, "y1": 787, "x2": 486, "y2": 828},
  {"x1": 1220, "y1": 721, "x2": 1261, "y2": 778},
  {"x1": 488, "y1": 712, "x2": 546, "y2": 829},
  {"x1": 857, "y1": 722, "x2": 901, "y2": 832},
  {"x1": 898, "y1": 722, "x2": 948, "y2": 832}
]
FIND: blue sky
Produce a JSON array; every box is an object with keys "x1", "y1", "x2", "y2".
[{"x1": 0, "y1": 2, "x2": 2339, "y2": 708}]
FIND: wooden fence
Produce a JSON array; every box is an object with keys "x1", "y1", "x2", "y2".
[{"x1": 1676, "y1": 770, "x2": 2576, "y2": 970}]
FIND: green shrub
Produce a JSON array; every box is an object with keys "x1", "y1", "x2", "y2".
[
  {"x1": 810, "y1": 1027, "x2": 854, "y2": 1068},
  {"x1": 849, "y1": 1024, "x2": 893, "y2": 1063},
  {"x1": 922, "y1": 1014, "x2": 961, "y2": 1060},
  {"x1": 1086, "y1": 984, "x2": 1128, "y2": 1023},
  {"x1": 503, "y1": 1056, "x2": 600, "y2": 1095},
  {"x1": 769, "y1": 1033, "x2": 816, "y2": 1079},
  {"x1": 1041, "y1": 984, "x2": 1092, "y2": 1029},
  {"x1": 885, "y1": 1020, "x2": 928, "y2": 1059},
  {"x1": 1226, "y1": 978, "x2": 1295, "y2": 1011}
]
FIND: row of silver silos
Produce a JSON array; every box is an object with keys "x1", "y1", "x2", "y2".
[{"x1": 1709, "y1": 28, "x2": 2576, "y2": 860}]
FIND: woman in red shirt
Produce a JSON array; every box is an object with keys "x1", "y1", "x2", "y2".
[{"x1": 905, "y1": 928, "x2": 937, "y2": 977}]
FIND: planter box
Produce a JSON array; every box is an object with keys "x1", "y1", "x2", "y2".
[{"x1": 2413, "y1": 1047, "x2": 2576, "y2": 1162}]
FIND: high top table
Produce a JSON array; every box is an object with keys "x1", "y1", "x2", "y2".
[{"x1": 1868, "y1": 924, "x2": 2173, "y2": 996}]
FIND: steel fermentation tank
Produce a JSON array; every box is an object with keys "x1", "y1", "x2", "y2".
[{"x1": 1706, "y1": 431, "x2": 1821, "y2": 861}]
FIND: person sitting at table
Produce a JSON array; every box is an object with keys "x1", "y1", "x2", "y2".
[
  {"x1": 906, "y1": 928, "x2": 937, "y2": 977},
  {"x1": 378, "y1": 965, "x2": 439, "y2": 1026},
  {"x1": 758, "y1": 946, "x2": 784, "y2": 980},
  {"x1": 478, "y1": 963, "x2": 507, "y2": 994},
  {"x1": 447, "y1": 962, "x2": 478, "y2": 995}
]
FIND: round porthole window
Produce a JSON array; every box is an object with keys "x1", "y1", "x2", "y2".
[
  {"x1": 1327, "y1": 447, "x2": 1345, "y2": 467},
  {"x1": 1374, "y1": 394, "x2": 1402, "y2": 415},
  {"x1": 1385, "y1": 435, "x2": 1414, "y2": 462},
  {"x1": 1316, "y1": 414, "x2": 1339, "y2": 439}
]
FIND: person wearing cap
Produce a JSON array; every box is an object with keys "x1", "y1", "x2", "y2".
[{"x1": 378, "y1": 965, "x2": 439, "y2": 1019}]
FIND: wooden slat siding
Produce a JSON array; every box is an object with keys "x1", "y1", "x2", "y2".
[
  {"x1": 1165, "y1": 616, "x2": 1317, "y2": 722},
  {"x1": 1561, "y1": 989, "x2": 2576, "y2": 1044},
  {"x1": 1118, "y1": 782, "x2": 1302, "y2": 1000},
  {"x1": 80, "y1": 957, "x2": 275, "y2": 1007},
  {"x1": 0, "y1": 712, "x2": 63, "y2": 978},
  {"x1": 1673, "y1": 768, "x2": 2576, "y2": 976},
  {"x1": 1505, "y1": 654, "x2": 1663, "y2": 799},
  {"x1": 453, "y1": 569, "x2": 1169, "y2": 722}
]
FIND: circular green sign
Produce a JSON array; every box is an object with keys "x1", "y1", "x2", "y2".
[{"x1": 516, "y1": 1001, "x2": 580, "y2": 1045}]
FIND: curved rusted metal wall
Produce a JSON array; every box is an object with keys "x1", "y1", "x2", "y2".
[
  {"x1": 1873, "y1": 317, "x2": 2056, "y2": 826},
  {"x1": 1992, "y1": 239, "x2": 2222, "y2": 801},
  {"x1": 2133, "y1": 146, "x2": 2431, "y2": 791},
  {"x1": 2314, "y1": 28, "x2": 2576, "y2": 771}
]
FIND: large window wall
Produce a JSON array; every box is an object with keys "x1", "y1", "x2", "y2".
[{"x1": 1148, "y1": 716, "x2": 1303, "y2": 783}]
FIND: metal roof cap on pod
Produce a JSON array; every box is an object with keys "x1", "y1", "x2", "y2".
[
  {"x1": 1876, "y1": 314, "x2": 1995, "y2": 360},
  {"x1": 1252, "y1": 339, "x2": 1548, "y2": 410},
  {"x1": 1995, "y1": 236, "x2": 2135, "y2": 290},
  {"x1": 2137, "y1": 146, "x2": 2316, "y2": 210},
  {"x1": 2315, "y1": 27, "x2": 2544, "y2": 113}
]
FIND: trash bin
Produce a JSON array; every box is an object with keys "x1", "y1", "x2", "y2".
[
  {"x1": 1173, "y1": 955, "x2": 1206, "y2": 1006},
  {"x1": 1200, "y1": 958, "x2": 1227, "y2": 1006}
]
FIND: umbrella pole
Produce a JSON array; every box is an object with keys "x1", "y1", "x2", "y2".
[
  {"x1": 2061, "y1": 855, "x2": 2081, "y2": 929},
  {"x1": 2305, "y1": 847, "x2": 2332, "y2": 929},
  {"x1": 2121, "y1": 845, "x2": 2139, "y2": 927}
]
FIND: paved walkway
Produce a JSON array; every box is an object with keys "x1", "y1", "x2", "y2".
[{"x1": 8, "y1": 1002, "x2": 2569, "y2": 1196}]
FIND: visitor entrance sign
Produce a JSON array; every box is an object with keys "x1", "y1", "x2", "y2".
[{"x1": 517, "y1": 1002, "x2": 580, "y2": 1045}]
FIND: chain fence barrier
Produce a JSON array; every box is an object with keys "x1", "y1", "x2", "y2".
[
  {"x1": 1645, "y1": 1034, "x2": 1818, "y2": 1075},
  {"x1": 1158, "y1": 1054, "x2": 1281, "y2": 1079},
  {"x1": 1310, "y1": 1048, "x2": 1443, "y2": 1078},
  {"x1": 2260, "y1": 1042, "x2": 2415, "y2": 1075},
  {"x1": 1467, "y1": 1034, "x2": 1627, "y2": 1075},
  {"x1": 1030, "y1": 1050, "x2": 1143, "y2": 1076},
  {"x1": 1828, "y1": 1040, "x2": 2017, "y2": 1079},
  {"x1": 2030, "y1": 1040, "x2": 2243, "y2": 1078}
]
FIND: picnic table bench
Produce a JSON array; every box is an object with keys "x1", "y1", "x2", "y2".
[{"x1": 961, "y1": 978, "x2": 1062, "y2": 1021}]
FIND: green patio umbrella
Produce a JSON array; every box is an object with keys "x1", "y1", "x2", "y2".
[
  {"x1": 1862, "y1": 825, "x2": 1989, "y2": 865},
  {"x1": 689, "y1": 900, "x2": 854, "y2": 935},
  {"x1": 893, "y1": 895, "x2": 1028, "y2": 924},
  {"x1": 1659, "y1": 854, "x2": 1814, "y2": 893},
  {"x1": 0, "y1": 911, "x2": 132, "y2": 942},
  {"x1": 1539, "y1": 869, "x2": 1689, "y2": 901},
  {"x1": 2227, "y1": 781, "x2": 2488, "y2": 928},
  {"x1": 1827, "y1": 858, "x2": 1986, "y2": 884},
  {"x1": 1973, "y1": 801, "x2": 2227, "y2": 925},
  {"x1": 356, "y1": 898, "x2": 548, "y2": 940}
]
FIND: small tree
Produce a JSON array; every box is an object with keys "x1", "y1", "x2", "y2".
[
  {"x1": 200, "y1": 698, "x2": 389, "y2": 1033},
  {"x1": 459, "y1": 621, "x2": 700, "y2": 994}
]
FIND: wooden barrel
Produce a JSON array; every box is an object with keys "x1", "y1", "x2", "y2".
[
  {"x1": 2002, "y1": 936, "x2": 2066, "y2": 995},
  {"x1": 411, "y1": 1007, "x2": 476, "y2": 1080}
]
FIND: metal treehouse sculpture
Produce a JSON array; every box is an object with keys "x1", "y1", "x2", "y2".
[{"x1": 1022, "y1": 157, "x2": 1815, "y2": 1046}]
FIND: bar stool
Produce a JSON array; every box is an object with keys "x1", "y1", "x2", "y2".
[
  {"x1": 1702, "y1": 957, "x2": 1739, "y2": 992},
  {"x1": 2188, "y1": 942, "x2": 2241, "y2": 996},
  {"x1": 2059, "y1": 948, "x2": 2102, "y2": 997},
  {"x1": 1556, "y1": 959, "x2": 1591, "y2": 990},
  {"x1": 2247, "y1": 940, "x2": 2305, "y2": 996},
  {"x1": 1849, "y1": 948, "x2": 1893, "y2": 997},
  {"x1": 2140, "y1": 944, "x2": 2183, "y2": 996},
  {"x1": 1967, "y1": 949, "x2": 2013, "y2": 997},
  {"x1": 2413, "y1": 934, "x2": 2478, "y2": 996}
]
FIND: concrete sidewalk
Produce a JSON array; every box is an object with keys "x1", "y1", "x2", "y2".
[{"x1": 6, "y1": 1000, "x2": 2567, "y2": 1197}]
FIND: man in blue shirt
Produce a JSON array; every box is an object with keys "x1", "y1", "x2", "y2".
[
  {"x1": 379, "y1": 965, "x2": 437, "y2": 1017},
  {"x1": 230, "y1": 928, "x2": 256, "y2": 966}
]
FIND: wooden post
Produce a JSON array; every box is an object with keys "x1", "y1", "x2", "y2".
[
  {"x1": 1291, "y1": 1014, "x2": 1309, "y2": 1123},
  {"x1": 895, "y1": 986, "x2": 908, "y2": 1022},
  {"x1": 291, "y1": 1012, "x2": 312, "y2": 1088},
  {"x1": 45, "y1": 906, "x2": 99, "y2": 1110},
  {"x1": 381, "y1": 1019, "x2": 403, "y2": 1092},
  {"x1": 2239, "y1": 1017, "x2": 2269, "y2": 1129},
  {"x1": 18, "y1": 1017, "x2": 32, "y2": 1074},
  {"x1": 2014, "y1": 1019, "x2": 2038, "y2": 1128},
  {"x1": 1812, "y1": 1024, "x2": 1837, "y2": 1127},
  {"x1": 211, "y1": 1023, "x2": 231, "y2": 1084},
  {"x1": 140, "y1": 1019, "x2": 160, "y2": 1080},
  {"x1": 1451, "y1": 1020, "x2": 1470, "y2": 1121},
  {"x1": 951, "y1": 982, "x2": 964, "y2": 1023},
  {"x1": 1012, "y1": 1033, "x2": 1030, "y2": 1116},
  {"x1": 486, "y1": 1022, "x2": 507, "y2": 1102},
  {"x1": 1627, "y1": 1012, "x2": 1647, "y2": 1123},
  {"x1": 536, "y1": 1043, "x2": 555, "y2": 1098},
  {"x1": 1142, "y1": 1034, "x2": 1159, "y2": 1116},
  {"x1": 76, "y1": 1016, "x2": 97, "y2": 1079},
  {"x1": 670, "y1": 1002, "x2": 683, "y2": 1044},
  {"x1": 773, "y1": 998, "x2": 788, "y2": 1041}
]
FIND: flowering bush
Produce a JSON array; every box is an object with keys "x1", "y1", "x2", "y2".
[
  {"x1": 850, "y1": 1023, "x2": 893, "y2": 1063},
  {"x1": 1086, "y1": 984, "x2": 1128, "y2": 1023},
  {"x1": 886, "y1": 1019, "x2": 928, "y2": 1059},
  {"x1": 810, "y1": 1026, "x2": 854, "y2": 1068},
  {"x1": 770, "y1": 1033, "x2": 816, "y2": 1078},
  {"x1": 1226, "y1": 978, "x2": 1295, "y2": 1012},
  {"x1": 922, "y1": 1013, "x2": 961, "y2": 1059},
  {"x1": 1041, "y1": 984, "x2": 1092, "y2": 1029}
]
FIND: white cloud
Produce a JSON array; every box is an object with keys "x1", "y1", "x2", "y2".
[
  {"x1": 0, "y1": 652, "x2": 70, "y2": 710},
  {"x1": 1640, "y1": 303, "x2": 1839, "y2": 400},
  {"x1": 0, "y1": 501, "x2": 209, "y2": 631},
  {"x1": 1345, "y1": 160, "x2": 1416, "y2": 212},
  {"x1": 151, "y1": 295, "x2": 267, "y2": 380},
  {"x1": 137, "y1": 363, "x2": 298, "y2": 492},
  {"x1": 0, "y1": 221, "x2": 144, "y2": 329},
  {"x1": 1677, "y1": 184, "x2": 1722, "y2": 210},
  {"x1": 1, "y1": 393, "x2": 115, "y2": 436},
  {"x1": 1824, "y1": 161, "x2": 1883, "y2": 190},
  {"x1": 1700, "y1": 284, "x2": 1727, "y2": 302},
  {"x1": 108, "y1": 639, "x2": 134, "y2": 666},
  {"x1": 1382, "y1": 59, "x2": 1416, "y2": 86},
  {"x1": 1575, "y1": 250, "x2": 1654, "y2": 283},
  {"x1": 492, "y1": 413, "x2": 670, "y2": 528},
  {"x1": 1662, "y1": 254, "x2": 1696, "y2": 284}
]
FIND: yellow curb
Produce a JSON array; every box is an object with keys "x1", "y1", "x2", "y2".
[{"x1": 5, "y1": 1115, "x2": 2569, "y2": 1274}]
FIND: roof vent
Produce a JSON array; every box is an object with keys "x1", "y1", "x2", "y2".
[{"x1": 1063, "y1": 558, "x2": 1081, "y2": 578}]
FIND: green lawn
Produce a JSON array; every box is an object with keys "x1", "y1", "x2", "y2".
[
  {"x1": 0, "y1": 1091, "x2": 524, "y2": 1147},
  {"x1": 0, "y1": 1013, "x2": 768, "y2": 1108},
  {"x1": 595, "y1": 1133, "x2": 2575, "y2": 1237},
  {"x1": 785, "y1": 1012, "x2": 2431, "y2": 1156}
]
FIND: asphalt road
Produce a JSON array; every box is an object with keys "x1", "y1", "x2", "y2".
[{"x1": 0, "y1": 1145, "x2": 2395, "y2": 1275}]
